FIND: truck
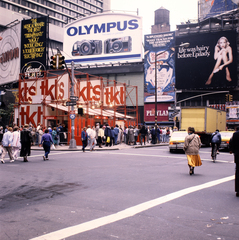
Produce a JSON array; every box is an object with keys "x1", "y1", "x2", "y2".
[{"x1": 180, "y1": 107, "x2": 226, "y2": 146}]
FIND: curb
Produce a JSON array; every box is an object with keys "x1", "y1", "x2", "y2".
[{"x1": 31, "y1": 143, "x2": 169, "y2": 151}]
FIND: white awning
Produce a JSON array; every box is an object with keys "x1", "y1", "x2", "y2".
[{"x1": 47, "y1": 103, "x2": 135, "y2": 119}]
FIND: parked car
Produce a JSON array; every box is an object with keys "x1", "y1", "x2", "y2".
[
  {"x1": 220, "y1": 130, "x2": 234, "y2": 150},
  {"x1": 169, "y1": 130, "x2": 188, "y2": 153}
]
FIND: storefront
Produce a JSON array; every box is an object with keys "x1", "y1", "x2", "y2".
[{"x1": 16, "y1": 69, "x2": 138, "y2": 145}]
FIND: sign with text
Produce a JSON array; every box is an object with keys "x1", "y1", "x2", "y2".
[
  {"x1": 144, "y1": 32, "x2": 175, "y2": 103},
  {"x1": 175, "y1": 30, "x2": 237, "y2": 90},
  {"x1": 144, "y1": 103, "x2": 170, "y2": 122},
  {"x1": 21, "y1": 16, "x2": 48, "y2": 79},
  {"x1": 64, "y1": 13, "x2": 143, "y2": 65}
]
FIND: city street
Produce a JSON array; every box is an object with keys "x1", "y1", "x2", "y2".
[{"x1": 0, "y1": 145, "x2": 238, "y2": 240}]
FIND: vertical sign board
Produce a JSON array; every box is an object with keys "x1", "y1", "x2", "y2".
[
  {"x1": 21, "y1": 16, "x2": 48, "y2": 79},
  {"x1": 144, "y1": 32, "x2": 175, "y2": 103},
  {"x1": 175, "y1": 30, "x2": 237, "y2": 90},
  {"x1": 64, "y1": 13, "x2": 143, "y2": 65},
  {"x1": 0, "y1": 23, "x2": 21, "y2": 85}
]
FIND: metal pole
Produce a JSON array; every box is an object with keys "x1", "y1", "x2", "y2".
[
  {"x1": 155, "y1": 52, "x2": 157, "y2": 131},
  {"x1": 69, "y1": 61, "x2": 77, "y2": 149},
  {"x1": 174, "y1": 88, "x2": 176, "y2": 127}
]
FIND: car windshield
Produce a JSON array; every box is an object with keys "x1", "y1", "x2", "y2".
[{"x1": 171, "y1": 132, "x2": 188, "y2": 139}]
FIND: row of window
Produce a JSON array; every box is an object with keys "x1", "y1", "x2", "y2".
[{"x1": 8, "y1": 0, "x2": 102, "y2": 14}]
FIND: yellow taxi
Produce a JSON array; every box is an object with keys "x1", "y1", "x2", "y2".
[
  {"x1": 220, "y1": 130, "x2": 234, "y2": 150},
  {"x1": 169, "y1": 130, "x2": 188, "y2": 153}
]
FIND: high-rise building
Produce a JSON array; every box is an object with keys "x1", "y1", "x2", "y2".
[{"x1": 0, "y1": 0, "x2": 111, "y2": 28}]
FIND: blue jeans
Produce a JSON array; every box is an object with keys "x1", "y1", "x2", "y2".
[{"x1": 43, "y1": 141, "x2": 51, "y2": 158}]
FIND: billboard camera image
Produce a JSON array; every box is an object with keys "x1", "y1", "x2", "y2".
[
  {"x1": 104, "y1": 36, "x2": 132, "y2": 54},
  {"x1": 72, "y1": 40, "x2": 102, "y2": 56}
]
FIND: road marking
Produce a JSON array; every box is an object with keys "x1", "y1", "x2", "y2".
[
  {"x1": 94, "y1": 152, "x2": 232, "y2": 163},
  {"x1": 30, "y1": 175, "x2": 234, "y2": 240}
]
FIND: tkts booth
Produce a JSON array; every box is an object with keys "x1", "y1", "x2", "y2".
[{"x1": 16, "y1": 69, "x2": 138, "y2": 145}]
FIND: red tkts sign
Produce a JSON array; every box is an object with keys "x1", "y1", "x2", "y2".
[{"x1": 144, "y1": 103, "x2": 170, "y2": 122}]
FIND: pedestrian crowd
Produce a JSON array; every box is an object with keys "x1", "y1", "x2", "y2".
[
  {"x1": 80, "y1": 124, "x2": 174, "y2": 152},
  {"x1": 0, "y1": 122, "x2": 68, "y2": 163}
]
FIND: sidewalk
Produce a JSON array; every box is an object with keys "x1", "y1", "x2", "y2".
[{"x1": 31, "y1": 142, "x2": 169, "y2": 151}]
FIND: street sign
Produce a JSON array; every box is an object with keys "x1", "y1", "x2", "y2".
[
  {"x1": 70, "y1": 114, "x2": 76, "y2": 120},
  {"x1": 66, "y1": 102, "x2": 76, "y2": 106},
  {"x1": 70, "y1": 96, "x2": 79, "y2": 101}
]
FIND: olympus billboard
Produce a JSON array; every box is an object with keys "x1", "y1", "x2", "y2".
[{"x1": 64, "y1": 13, "x2": 143, "y2": 65}]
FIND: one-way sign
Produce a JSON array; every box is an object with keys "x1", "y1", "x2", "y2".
[
  {"x1": 70, "y1": 96, "x2": 79, "y2": 101},
  {"x1": 66, "y1": 102, "x2": 76, "y2": 106}
]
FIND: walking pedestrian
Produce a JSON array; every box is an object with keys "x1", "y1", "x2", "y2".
[
  {"x1": 1, "y1": 127, "x2": 14, "y2": 163},
  {"x1": 229, "y1": 126, "x2": 239, "y2": 197},
  {"x1": 133, "y1": 126, "x2": 139, "y2": 145},
  {"x1": 140, "y1": 125, "x2": 147, "y2": 145},
  {"x1": 150, "y1": 126, "x2": 156, "y2": 144},
  {"x1": 89, "y1": 126, "x2": 96, "y2": 151},
  {"x1": 52, "y1": 127, "x2": 58, "y2": 146},
  {"x1": 81, "y1": 127, "x2": 88, "y2": 152},
  {"x1": 183, "y1": 127, "x2": 202, "y2": 175},
  {"x1": 98, "y1": 125, "x2": 104, "y2": 148},
  {"x1": 12, "y1": 126, "x2": 21, "y2": 160},
  {"x1": 20, "y1": 124, "x2": 33, "y2": 162},
  {"x1": 114, "y1": 125, "x2": 119, "y2": 145},
  {"x1": 41, "y1": 129, "x2": 53, "y2": 160},
  {"x1": 104, "y1": 124, "x2": 112, "y2": 147}
]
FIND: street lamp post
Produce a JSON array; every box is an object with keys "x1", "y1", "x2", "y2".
[{"x1": 154, "y1": 42, "x2": 189, "y2": 130}]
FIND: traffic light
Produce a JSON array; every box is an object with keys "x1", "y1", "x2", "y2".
[
  {"x1": 225, "y1": 94, "x2": 229, "y2": 102},
  {"x1": 58, "y1": 54, "x2": 65, "y2": 69},
  {"x1": 50, "y1": 55, "x2": 57, "y2": 69},
  {"x1": 78, "y1": 107, "x2": 83, "y2": 116},
  {"x1": 229, "y1": 94, "x2": 233, "y2": 102}
]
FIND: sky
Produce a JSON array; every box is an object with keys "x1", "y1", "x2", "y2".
[{"x1": 111, "y1": 0, "x2": 199, "y2": 34}]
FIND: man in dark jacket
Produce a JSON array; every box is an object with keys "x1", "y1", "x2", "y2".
[
  {"x1": 20, "y1": 124, "x2": 33, "y2": 162},
  {"x1": 211, "y1": 129, "x2": 221, "y2": 158},
  {"x1": 229, "y1": 126, "x2": 239, "y2": 197}
]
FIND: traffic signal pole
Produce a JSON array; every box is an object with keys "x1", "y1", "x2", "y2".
[{"x1": 69, "y1": 61, "x2": 77, "y2": 149}]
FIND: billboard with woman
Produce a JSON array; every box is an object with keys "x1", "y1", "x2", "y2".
[{"x1": 175, "y1": 30, "x2": 237, "y2": 90}]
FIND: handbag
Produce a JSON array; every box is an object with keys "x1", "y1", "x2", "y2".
[
  {"x1": 51, "y1": 144, "x2": 56, "y2": 150},
  {"x1": 106, "y1": 136, "x2": 110, "y2": 143}
]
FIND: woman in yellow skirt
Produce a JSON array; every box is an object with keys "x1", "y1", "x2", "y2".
[{"x1": 183, "y1": 127, "x2": 202, "y2": 175}]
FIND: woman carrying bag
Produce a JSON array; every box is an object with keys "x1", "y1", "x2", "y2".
[{"x1": 183, "y1": 127, "x2": 202, "y2": 175}]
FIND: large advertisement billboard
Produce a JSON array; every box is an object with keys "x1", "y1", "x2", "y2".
[
  {"x1": 21, "y1": 17, "x2": 48, "y2": 79},
  {"x1": 199, "y1": 0, "x2": 239, "y2": 19},
  {"x1": 0, "y1": 23, "x2": 21, "y2": 85},
  {"x1": 144, "y1": 32, "x2": 175, "y2": 103},
  {"x1": 64, "y1": 13, "x2": 142, "y2": 65},
  {"x1": 175, "y1": 30, "x2": 237, "y2": 90}
]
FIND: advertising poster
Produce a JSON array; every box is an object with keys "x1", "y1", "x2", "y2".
[
  {"x1": 199, "y1": 0, "x2": 239, "y2": 19},
  {"x1": 64, "y1": 13, "x2": 143, "y2": 65},
  {"x1": 226, "y1": 102, "x2": 239, "y2": 122},
  {"x1": 21, "y1": 16, "x2": 48, "y2": 79},
  {"x1": 144, "y1": 103, "x2": 170, "y2": 122},
  {"x1": 144, "y1": 32, "x2": 175, "y2": 103},
  {"x1": 175, "y1": 30, "x2": 237, "y2": 90},
  {"x1": 0, "y1": 23, "x2": 21, "y2": 85}
]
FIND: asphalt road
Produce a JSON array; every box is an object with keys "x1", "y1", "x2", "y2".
[{"x1": 0, "y1": 146, "x2": 238, "y2": 240}]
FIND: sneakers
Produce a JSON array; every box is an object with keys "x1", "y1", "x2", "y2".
[
  {"x1": 1, "y1": 159, "x2": 5, "y2": 164},
  {"x1": 10, "y1": 160, "x2": 15, "y2": 163}
]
